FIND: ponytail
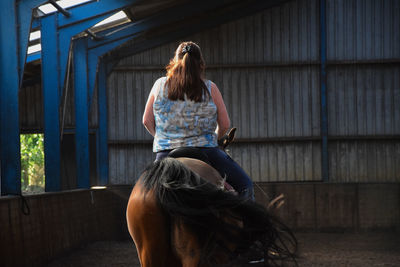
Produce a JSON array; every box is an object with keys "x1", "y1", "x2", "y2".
[{"x1": 166, "y1": 42, "x2": 209, "y2": 102}]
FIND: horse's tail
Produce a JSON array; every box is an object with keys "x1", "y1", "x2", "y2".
[{"x1": 141, "y1": 158, "x2": 297, "y2": 266}]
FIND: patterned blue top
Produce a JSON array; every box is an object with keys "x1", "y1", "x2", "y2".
[{"x1": 153, "y1": 77, "x2": 218, "y2": 152}]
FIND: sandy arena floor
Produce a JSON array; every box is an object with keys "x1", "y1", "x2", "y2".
[{"x1": 47, "y1": 233, "x2": 400, "y2": 267}]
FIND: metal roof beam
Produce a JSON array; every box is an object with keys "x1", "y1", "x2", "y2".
[
  {"x1": 87, "y1": 0, "x2": 234, "y2": 50},
  {"x1": 48, "y1": 0, "x2": 71, "y2": 17}
]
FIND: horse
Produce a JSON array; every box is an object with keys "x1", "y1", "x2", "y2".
[{"x1": 126, "y1": 130, "x2": 297, "y2": 267}]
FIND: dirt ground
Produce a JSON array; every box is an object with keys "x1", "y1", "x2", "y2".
[{"x1": 47, "y1": 232, "x2": 400, "y2": 267}]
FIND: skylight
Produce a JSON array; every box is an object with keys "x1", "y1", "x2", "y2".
[
  {"x1": 28, "y1": 44, "x2": 41, "y2": 54},
  {"x1": 29, "y1": 31, "x2": 41, "y2": 41},
  {"x1": 28, "y1": 1, "x2": 130, "y2": 56},
  {"x1": 38, "y1": 0, "x2": 92, "y2": 14},
  {"x1": 93, "y1": 11, "x2": 128, "y2": 27}
]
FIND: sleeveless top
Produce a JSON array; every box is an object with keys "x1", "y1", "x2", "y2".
[{"x1": 153, "y1": 77, "x2": 218, "y2": 152}]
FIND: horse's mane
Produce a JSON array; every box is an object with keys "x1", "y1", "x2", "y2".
[{"x1": 141, "y1": 158, "x2": 297, "y2": 266}]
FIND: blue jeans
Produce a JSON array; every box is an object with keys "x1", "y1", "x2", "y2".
[{"x1": 156, "y1": 147, "x2": 255, "y2": 200}]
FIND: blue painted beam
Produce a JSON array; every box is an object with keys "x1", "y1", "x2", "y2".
[
  {"x1": 96, "y1": 61, "x2": 109, "y2": 185},
  {"x1": 87, "y1": 37, "x2": 131, "y2": 111},
  {"x1": 41, "y1": 12, "x2": 108, "y2": 191},
  {"x1": 40, "y1": 0, "x2": 140, "y2": 102},
  {"x1": 320, "y1": 0, "x2": 329, "y2": 181},
  {"x1": 40, "y1": 14, "x2": 61, "y2": 191},
  {"x1": 57, "y1": 13, "x2": 111, "y2": 95},
  {"x1": 39, "y1": 0, "x2": 140, "y2": 191},
  {"x1": 87, "y1": 0, "x2": 231, "y2": 50},
  {"x1": 26, "y1": 51, "x2": 41, "y2": 63},
  {"x1": 0, "y1": 0, "x2": 22, "y2": 195},
  {"x1": 73, "y1": 38, "x2": 90, "y2": 189}
]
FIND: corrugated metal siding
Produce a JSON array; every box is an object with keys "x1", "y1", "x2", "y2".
[
  {"x1": 229, "y1": 142, "x2": 321, "y2": 182},
  {"x1": 327, "y1": 0, "x2": 400, "y2": 61},
  {"x1": 328, "y1": 65, "x2": 400, "y2": 136},
  {"x1": 89, "y1": 85, "x2": 98, "y2": 128},
  {"x1": 60, "y1": 82, "x2": 73, "y2": 129},
  {"x1": 119, "y1": 0, "x2": 320, "y2": 66},
  {"x1": 108, "y1": 0, "x2": 322, "y2": 184},
  {"x1": 107, "y1": 71, "x2": 163, "y2": 141},
  {"x1": 62, "y1": 77, "x2": 99, "y2": 129},
  {"x1": 329, "y1": 141, "x2": 400, "y2": 182},
  {"x1": 206, "y1": 67, "x2": 320, "y2": 139},
  {"x1": 107, "y1": 0, "x2": 399, "y2": 184},
  {"x1": 325, "y1": 0, "x2": 400, "y2": 183},
  {"x1": 19, "y1": 83, "x2": 43, "y2": 131},
  {"x1": 109, "y1": 144, "x2": 153, "y2": 184}
]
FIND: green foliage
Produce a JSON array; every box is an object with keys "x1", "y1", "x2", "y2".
[{"x1": 20, "y1": 134, "x2": 45, "y2": 194}]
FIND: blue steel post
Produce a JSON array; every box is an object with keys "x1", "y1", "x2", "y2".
[
  {"x1": 73, "y1": 38, "x2": 90, "y2": 188},
  {"x1": 97, "y1": 61, "x2": 109, "y2": 185},
  {"x1": 39, "y1": 0, "x2": 136, "y2": 191},
  {"x1": 41, "y1": 15, "x2": 61, "y2": 191},
  {"x1": 0, "y1": 0, "x2": 21, "y2": 195},
  {"x1": 320, "y1": 0, "x2": 329, "y2": 181}
]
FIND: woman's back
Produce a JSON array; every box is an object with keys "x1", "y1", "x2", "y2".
[
  {"x1": 142, "y1": 41, "x2": 254, "y2": 200},
  {"x1": 153, "y1": 77, "x2": 218, "y2": 152}
]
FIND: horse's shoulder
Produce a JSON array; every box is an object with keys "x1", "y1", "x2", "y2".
[{"x1": 128, "y1": 181, "x2": 159, "y2": 217}]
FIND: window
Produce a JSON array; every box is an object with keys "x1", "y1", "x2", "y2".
[{"x1": 20, "y1": 134, "x2": 45, "y2": 194}]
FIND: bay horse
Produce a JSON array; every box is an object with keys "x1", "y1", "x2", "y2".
[{"x1": 126, "y1": 130, "x2": 297, "y2": 267}]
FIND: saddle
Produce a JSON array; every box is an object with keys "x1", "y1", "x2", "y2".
[
  {"x1": 168, "y1": 147, "x2": 211, "y2": 165},
  {"x1": 167, "y1": 147, "x2": 235, "y2": 194}
]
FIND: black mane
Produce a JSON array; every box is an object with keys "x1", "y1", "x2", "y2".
[{"x1": 140, "y1": 158, "x2": 297, "y2": 266}]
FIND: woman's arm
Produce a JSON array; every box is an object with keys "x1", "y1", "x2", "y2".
[
  {"x1": 211, "y1": 82, "x2": 230, "y2": 139},
  {"x1": 143, "y1": 79, "x2": 161, "y2": 137}
]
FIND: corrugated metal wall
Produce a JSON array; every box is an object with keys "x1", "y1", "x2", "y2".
[
  {"x1": 326, "y1": 0, "x2": 400, "y2": 61},
  {"x1": 108, "y1": 0, "x2": 324, "y2": 184},
  {"x1": 326, "y1": 0, "x2": 400, "y2": 182},
  {"x1": 19, "y1": 83, "x2": 43, "y2": 131},
  {"x1": 107, "y1": 0, "x2": 399, "y2": 184}
]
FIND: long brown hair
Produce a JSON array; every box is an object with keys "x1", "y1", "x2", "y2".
[{"x1": 165, "y1": 42, "x2": 209, "y2": 102}]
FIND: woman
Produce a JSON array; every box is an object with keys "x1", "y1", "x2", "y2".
[{"x1": 142, "y1": 41, "x2": 254, "y2": 200}]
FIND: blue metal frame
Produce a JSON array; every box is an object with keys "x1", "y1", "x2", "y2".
[
  {"x1": 2, "y1": 0, "x2": 292, "y2": 194},
  {"x1": 38, "y1": 0, "x2": 140, "y2": 190},
  {"x1": 73, "y1": 38, "x2": 90, "y2": 188},
  {"x1": 320, "y1": 0, "x2": 329, "y2": 181},
  {"x1": 40, "y1": 14, "x2": 62, "y2": 191},
  {"x1": 96, "y1": 61, "x2": 109, "y2": 185},
  {"x1": 0, "y1": 0, "x2": 22, "y2": 195},
  {"x1": 0, "y1": 0, "x2": 46, "y2": 195}
]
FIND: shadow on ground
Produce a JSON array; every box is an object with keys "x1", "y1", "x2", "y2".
[{"x1": 46, "y1": 233, "x2": 400, "y2": 267}]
